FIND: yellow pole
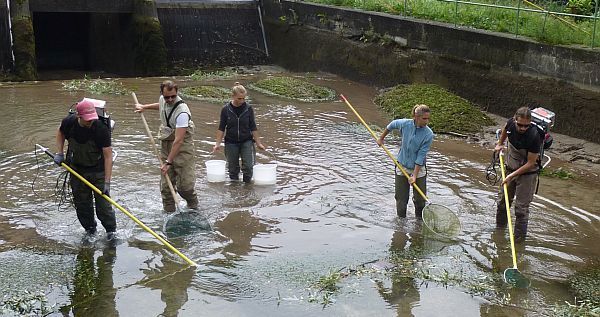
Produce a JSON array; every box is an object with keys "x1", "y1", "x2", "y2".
[
  {"x1": 340, "y1": 94, "x2": 429, "y2": 203},
  {"x1": 523, "y1": 0, "x2": 590, "y2": 36},
  {"x1": 499, "y1": 150, "x2": 519, "y2": 269},
  {"x1": 131, "y1": 92, "x2": 180, "y2": 207},
  {"x1": 38, "y1": 145, "x2": 197, "y2": 267}
]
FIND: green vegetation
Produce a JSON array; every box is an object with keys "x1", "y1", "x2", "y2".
[
  {"x1": 131, "y1": 16, "x2": 167, "y2": 76},
  {"x1": 62, "y1": 76, "x2": 129, "y2": 95},
  {"x1": 569, "y1": 265, "x2": 600, "y2": 305},
  {"x1": 374, "y1": 84, "x2": 494, "y2": 134},
  {"x1": 304, "y1": 0, "x2": 600, "y2": 47},
  {"x1": 249, "y1": 76, "x2": 336, "y2": 102},
  {"x1": 11, "y1": 17, "x2": 37, "y2": 81},
  {"x1": 188, "y1": 69, "x2": 237, "y2": 81},
  {"x1": 179, "y1": 85, "x2": 232, "y2": 104},
  {"x1": 0, "y1": 291, "x2": 56, "y2": 315},
  {"x1": 540, "y1": 167, "x2": 576, "y2": 179},
  {"x1": 550, "y1": 299, "x2": 600, "y2": 316}
]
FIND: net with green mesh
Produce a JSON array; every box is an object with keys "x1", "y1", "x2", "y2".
[
  {"x1": 422, "y1": 204, "x2": 462, "y2": 238},
  {"x1": 163, "y1": 211, "x2": 212, "y2": 237}
]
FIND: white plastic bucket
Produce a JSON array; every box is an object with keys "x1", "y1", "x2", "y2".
[
  {"x1": 205, "y1": 160, "x2": 226, "y2": 182},
  {"x1": 253, "y1": 164, "x2": 277, "y2": 185}
]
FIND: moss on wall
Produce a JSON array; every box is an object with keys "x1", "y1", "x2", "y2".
[
  {"x1": 11, "y1": 17, "x2": 36, "y2": 80},
  {"x1": 131, "y1": 15, "x2": 167, "y2": 76}
]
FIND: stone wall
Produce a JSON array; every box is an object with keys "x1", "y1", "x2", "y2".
[{"x1": 262, "y1": 0, "x2": 600, "y2": 143}]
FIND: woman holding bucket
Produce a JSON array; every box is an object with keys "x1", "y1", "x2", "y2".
[{"x1": 213, "y1": 82, "x2": 266, "y2": 183}]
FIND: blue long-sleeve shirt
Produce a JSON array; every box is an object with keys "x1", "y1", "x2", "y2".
[{"x1": 386, "y1": 119, "x2": 434, "y2": 170}]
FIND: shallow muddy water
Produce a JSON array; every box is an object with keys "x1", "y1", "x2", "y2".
[{"x1": 0, "y1": 70, "x2": 598, "y2": 316}]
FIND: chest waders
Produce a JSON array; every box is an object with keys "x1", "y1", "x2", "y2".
[
  {"x1": 157, "y1": 101, "x2": 198, "y2": 212},
  {"x1": 67, "y1": 136, "x2": 102, "y2": 169}
]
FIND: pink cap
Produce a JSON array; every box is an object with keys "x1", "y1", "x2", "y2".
[{"x1": 76, "y1": 99, "x2": 99, "y2": 121}]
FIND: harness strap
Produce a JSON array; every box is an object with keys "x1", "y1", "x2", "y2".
[{"x1": 165, "y1": 100, "x2": 185, "y2": 128}]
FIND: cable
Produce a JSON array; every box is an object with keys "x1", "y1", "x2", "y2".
[{"x1": 486, "y1": 151, "x2": 501, "y2": 185}]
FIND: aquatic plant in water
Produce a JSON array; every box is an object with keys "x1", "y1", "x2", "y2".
[
  {"x1": 249, "y1": 76, "x2": 336, "y2": 102},
  {"x1": 375, "y1": 84, "x2": 494, "y2": 134},
  {"x1": 0, "y1": 290, "x2": 56, "y2": 316},
  {"x1": 188, "y1": 69, "x2": 236, "y2": 81},
  {"x1": 179, "y1": 85, "x2": 233, "y2": 104},
  {"x1": 540, "y1": 167, "x2": 576, "y2": 180},
  {"x1": 61, "y1": 75, "x2": 129, "y2": 95}
]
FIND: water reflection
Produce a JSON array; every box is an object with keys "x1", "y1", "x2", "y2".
[
  {"x1": 61, "y1": 246, "x2": 118, "y2": 316},
  {"x1": 377, "y1": 230, "x2": 422, "y2": 316},
  {"x1": 215, "y1": 209, "x2": 271, "y2": 259},
  {"x1": 144, "y1": 262, "x2": 195, "y2": 317}
]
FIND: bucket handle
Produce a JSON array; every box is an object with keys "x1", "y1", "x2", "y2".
[{"x1": 262, "y1": 149, "x2": 277, "y2": 162}]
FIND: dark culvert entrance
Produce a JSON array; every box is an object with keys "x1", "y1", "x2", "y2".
[{"x1": 33, "y1": 12, "x2": 90, "y2": 72}]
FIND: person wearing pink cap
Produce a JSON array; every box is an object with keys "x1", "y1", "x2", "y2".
[{"x1": 55, "y1": 98, "x2": 117, "y2": 240}]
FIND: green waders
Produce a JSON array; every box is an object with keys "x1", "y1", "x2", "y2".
[{"x1": 68, "y1": 138, "x2": 116, "y2": 233}]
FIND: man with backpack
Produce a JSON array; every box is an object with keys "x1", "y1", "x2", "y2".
[
  {"x1": 134, "y1": 80, "x2": 198, "y2": 212},
  {"x1": 54, "y1": 98, "x2": 117, "y2": 240},
  {"x1": 494, "y1": 106, "x2": 543, "y2": 242}
]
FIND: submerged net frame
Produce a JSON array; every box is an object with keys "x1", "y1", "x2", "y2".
[{"x1": 422, "y1": 203, "x2": 462, "y2": 239}]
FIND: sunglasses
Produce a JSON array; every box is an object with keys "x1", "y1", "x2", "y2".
[
  {"x1": 163, "y1": 94, "x2": 177, "y2": 100},
  {"x1": 516, "y1": 122, "x2": 530, "y2": 128}
]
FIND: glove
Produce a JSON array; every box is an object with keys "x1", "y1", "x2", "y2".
[
  {"x1": 102, "y1": 181, "x2": 110, "y2": 196},
  {"x1": 54, "y1": 153, "x2": 64, "y2": 166}
]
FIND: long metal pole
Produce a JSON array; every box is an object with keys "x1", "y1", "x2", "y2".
[{"x1": 36, "y1": 144, "x2": 197, "y2": 267}]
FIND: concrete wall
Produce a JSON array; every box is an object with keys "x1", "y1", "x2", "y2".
[
  {"x1": 262, "y1": 0, "x2": 600, "y2": 143},
  {"x1": 0, "y1": 0, "x2": 12, "y2": 72},
  {"x1": 157, "y1": 1, "x2": 268, "y2": 67},
  {"x1": 29, "y1": 0, "x2": 134, "y2": 13}
]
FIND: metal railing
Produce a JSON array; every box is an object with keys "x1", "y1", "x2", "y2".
[{"x1": 396, "y1": 0, "x2": 599, "y2": 48}]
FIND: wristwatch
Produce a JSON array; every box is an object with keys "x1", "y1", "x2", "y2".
[{"x1": 165, "y1": 160, "x2": 173, "y2": 166}]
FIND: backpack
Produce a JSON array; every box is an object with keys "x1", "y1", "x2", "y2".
[
  {"x1": 68, "y1": 98, "x2": 115, "y2": 134},
  {"x1": 67, "y1": 98, "x2": 117, "y2": 164},
  {"x1": 530, "y1": 107, "x2": 555, "y2": 193}
]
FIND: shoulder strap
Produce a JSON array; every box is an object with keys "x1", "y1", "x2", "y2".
[{"x1": 165, "y1": 100, "x2": 185, "y2": 128}]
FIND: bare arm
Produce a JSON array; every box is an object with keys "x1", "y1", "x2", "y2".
[
  {"x1": 503, "y1": 151, "x2": 539, "y2": 184},
  {"x1": 494, "y1": 127, "x2": 508, "y2": 152},
  {"x1": 252, "y1": 130, "x2": 266, "y2": 150},
  {"x1": 213, "y1": 130, "x2": 224, "y2": 152},
  {"x1": 161, "y1": 128, "x2": 186, "y2": 174},
  {"x1": 377, "y1": 129, "x2": 390, "y2": 146},
  {"x1": 56, "y1": 128, "x2": 66, "y2": 153},
  {"x1": 103, "y1": 147, "x2": 113, "y2": 182},
  {"x1": 135, "y1": 102, "x2": 159, "y2": 112}
]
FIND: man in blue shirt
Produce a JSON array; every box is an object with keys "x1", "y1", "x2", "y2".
[{"x1": 377, "y1": 105, "x2": 434, "y2": 218}]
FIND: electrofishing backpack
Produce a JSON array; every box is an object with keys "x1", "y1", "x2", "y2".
[
  {"x1": 67, "y1": 98, "x2": 117, "y2": 163},
  {"x1": 530, "y1": 107, "x2": 555, "y2": 193},
  {"x1": 68, "y1": 98, "x2": 116, "y2": 135}
]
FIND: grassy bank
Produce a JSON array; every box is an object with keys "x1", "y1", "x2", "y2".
[{"x1": 305, "y1": 0, "x2": 600, "y2": 47}]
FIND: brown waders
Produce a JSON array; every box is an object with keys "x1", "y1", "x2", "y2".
[
  {"x1": 496, "y1": 143, "x2": 538, "y2": 241},
  {"x1": 157, "y1": 97, "x2": 198, "y2": 213},
  {"x1": 160, "y1": 139, "x2": 198, "y2": 212}
]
